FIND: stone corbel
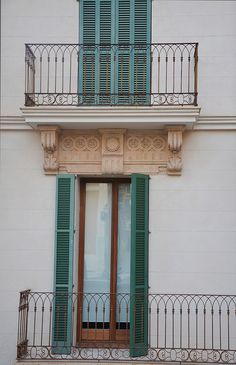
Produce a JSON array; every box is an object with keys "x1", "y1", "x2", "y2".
[
  {"x1": 99, "y1": 129, "x2": 126, "y2": 174},
  {"x1": 166, "y1": 126, "x2": 185, "y2": 176},
  {"x1": 38, "y1": 126, "x2": 60, "y2": 175}
]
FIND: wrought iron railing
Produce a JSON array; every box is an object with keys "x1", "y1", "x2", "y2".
[
  {"x1": 17, "y1": 291, "x2": 236, "y2": 362},
  {"x1": 25, "y1": 43, "x2": 198, "y2": 107}
]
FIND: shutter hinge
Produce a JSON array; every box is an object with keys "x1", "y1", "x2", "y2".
[{"x1": 149, "y1": 231, "x2": 151, "y2": 234}]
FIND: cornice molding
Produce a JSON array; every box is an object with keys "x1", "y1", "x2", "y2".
[
  {"x1": 21, "y1": 106, "x2": 201, "y2": 130},
  {"x1": 0, "y1": 116, "x2": 32, "y2": 130},
  {"x1": 2, "y1": 113, "x2": 236, "y2": 131},
  {"x1": 194, "y1": 116, "x2": 236, "y2": 130}
]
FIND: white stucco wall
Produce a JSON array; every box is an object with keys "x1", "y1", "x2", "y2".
[
  {"x1": 149, "y1": 130, "x2": 236, "y2": 294},
  {"x1": 0, "y1": 130, "x2": 56, "y2": 365},
  {"x1": 1, "y1": 0, "x2": 79, "y2": 115},
  {"x1": 153, "y1": 0, "x2": 236, "y2": 115}
]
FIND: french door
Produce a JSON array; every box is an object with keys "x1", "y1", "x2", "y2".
[
  {"x1": 53, "y1": 174, "x2": 149, "y2": 355},
  {"x1": 77, "y1": 178, "x2": 131, "y2": 344}
]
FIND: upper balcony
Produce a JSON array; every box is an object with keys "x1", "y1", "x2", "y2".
[{"x1": 25, "y1": 43, "x2": 198, "y2": 108}]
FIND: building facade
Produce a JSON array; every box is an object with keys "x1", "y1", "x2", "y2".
[{"x1": 1, "y1": 1, "x2": 236, "y2": 365}]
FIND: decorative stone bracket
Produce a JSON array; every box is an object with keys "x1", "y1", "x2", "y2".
[
  {"x1": 38, "y1": 126, "x2": 60, "y2": 174},
  {"x1": 167, "y1": 126, "x2": 185, "y2": 176},
  {"x1": 38, "y1": 126, "x2": 185, "y2": 176}
]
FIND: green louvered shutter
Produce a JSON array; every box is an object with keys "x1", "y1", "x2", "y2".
[
  {"x1": 116, "y1": 0, "x2": 132, "y2": 104},
  {"x1": 133, "y1": 0, "x2": 151, "y2": 104},
  {"x1": 79, "y1": 0, "x2": 115, "y2": 104},
  {"x1": 98, "y1": 0, "x2": 114, "y2": 104},
  {"x1": 79, "y1": 0, "x2": 96, "y2": 104},
  {"x1": 53, "y1": 175, "x2": 75, "y2": 354},
  {"x1": 116, "y1": 0, "x2": 151, "y2": 105},
  {"x1": 130, "y1": 173, "x2": 149, "y2": 357},
  {"x1": 79, "y1": 0, "x2": 151, "y2": 105}
]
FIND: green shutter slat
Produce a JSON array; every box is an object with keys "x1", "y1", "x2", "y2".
[
  {"x1": 79, "y1": 0, "x2": 115, "y2": 105},
  {"x1": 53, "y1": 175, "x2": 75, "y2": 355},
  {"x1": 116, "y1": 0, "x2": 132, "y2": 103},
  {"x1": 134, "y1": 52, "x2": 148, "y2": 103},
  {"x1": 133, "y1": 0, "x2": 151, "y2": 104},
  {"x1": 79, "y1": 0, "x2": 96, "y2": 103},
  {"x1": 56, "y1": 232, "x2": 70, "y2": 285},
  {"x1": 100, "y1": 0, "x2": 112, "y2": 44},
  {"x1": 82, "y1": 53, "x2": 96, "y2": 104},
  {"x1": 134, "y1": 0, "x2": 148, "y2": 43},
  {"x1": 98, "y1": 0, "x2": 113, "y2": 103},
  {"x1": 130, "y1": 173, "x2": 149, "y2": 357},
  {"x1": 81, "y1": 0, "x2": 96, "y2": 44},
  {"x1": 54, "y1": 287, "x2": 70, "y2": 343},
  {"x1": 116, "y1": 0, "x2": 151, "y2": 105},
  {"x1": 79, "y1": 0, "x2": 151, "y2": 104},
  {"x1": 117, "y1": 53, "x2": 131, "y2": 104},
  {"x1": 99, "y1": 54, "x2": 112, "y2": 103},
  {"x1": 118, "y1": 0, "x2": 131, "y2": 43}
]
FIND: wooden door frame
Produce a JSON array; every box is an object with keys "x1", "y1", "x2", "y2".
[{"x1": 76, "y1": 177, "x2": 131, "y2": 346}]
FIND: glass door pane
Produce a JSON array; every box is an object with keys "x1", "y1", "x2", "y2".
[
  {"x1": 83, "y1": 183, "x2": 112, "y2": 323},
  {"x1": 117, "y1": 183, "x2": 131, "y2": 324}
]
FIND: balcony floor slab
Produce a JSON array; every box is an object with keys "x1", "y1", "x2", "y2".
[{"x1": 21, "y1": 106, "x2": 201, "y2": 130}]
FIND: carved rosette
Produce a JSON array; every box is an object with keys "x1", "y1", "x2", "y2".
[
  {"x1": 166, "y1": 126, "x2": 185, "y2": 176},
  {"x1": 99, "y1": 129, "x2": 126, "y2": 174},
  {"x1": 38, "y1": 126, "x2": 60, "y2": 174},
  {"x1": 126, "y1": 135, "x2": 166, "y2": 152},
  {"x1": 61, "y1": 135, "x2": 100, "y2": 152}
]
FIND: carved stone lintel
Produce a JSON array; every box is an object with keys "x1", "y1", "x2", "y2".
[
  {"x1": 38, "y1": 126, "x2": 185, "y2": 176},
  {"x1": 99, "y1": 129, "x2": 126, "y2": 174},
  {"x1": 38, "y1": 126, "x2": 60, "y2": 174},
  {"x1": 166, "y1": 126, "x2": 185, "y2": 176}
]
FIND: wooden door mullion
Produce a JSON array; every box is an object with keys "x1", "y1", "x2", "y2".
[{"x1": 109, "y1": 182, "x2": 118, "y2": 341}]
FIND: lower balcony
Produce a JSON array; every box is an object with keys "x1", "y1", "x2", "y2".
[
  {"x1": 25, "y1": 43, "x2": 198, "y2": 107},
  {"x1": 17, "y1": 291, "x2": 236, "y2": 363}
]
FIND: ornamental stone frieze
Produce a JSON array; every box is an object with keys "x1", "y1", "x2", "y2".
[{"x1": 38, "y1": 126, "x2": 184, "y2": 175}]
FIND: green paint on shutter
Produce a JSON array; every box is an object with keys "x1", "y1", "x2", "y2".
[
  {"x1": 130, "y1": 173, "x2": 149, "y2": 357},
  {"x1": 53, "y1": 174, "x2": 75, "y2": 354}
]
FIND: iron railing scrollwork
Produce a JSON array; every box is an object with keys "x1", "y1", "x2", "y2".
[
  {"x1": 24, "y1": 43, "x2": 198, "y2": 107},
  {"x1": 17, "y1": 292, "x2": 236, "y2": 363}
]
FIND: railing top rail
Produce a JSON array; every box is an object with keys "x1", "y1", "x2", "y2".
[
  {"x1": 25, "y1": 291, "x2": 236, "y2": 299},
  {"x1": 25, "y1": 42, "x2": 198, "y2": 47}
]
